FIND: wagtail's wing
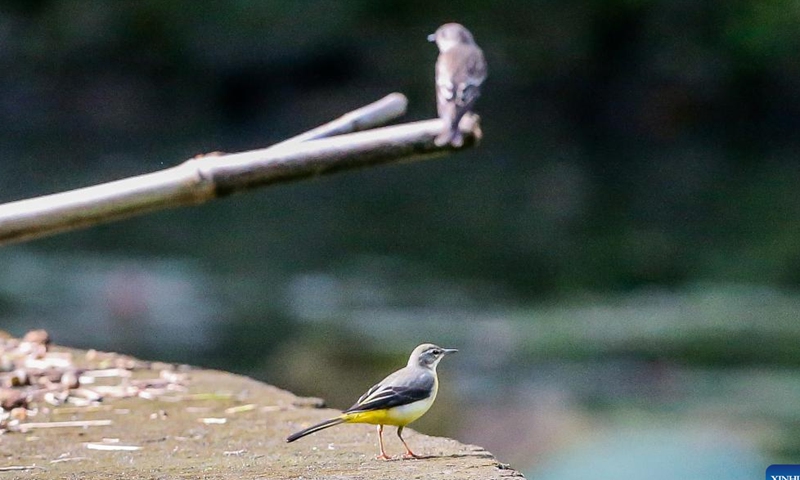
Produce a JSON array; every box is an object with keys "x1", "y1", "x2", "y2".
[{"x1": 346, "y1": 369, "x2": 434, "y2": 413}]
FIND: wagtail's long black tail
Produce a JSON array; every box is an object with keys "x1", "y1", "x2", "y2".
[{"x1": 286, "y1": 417, "x2": 345, "y2": 443}]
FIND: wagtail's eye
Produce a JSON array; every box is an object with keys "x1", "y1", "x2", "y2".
[{"x1": 432, "y1": 349, "x2": 442, "y2": 355}]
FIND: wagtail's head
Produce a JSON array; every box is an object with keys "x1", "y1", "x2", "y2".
[
  {"x1": 428, "y1": 23, "x2": 476, "y2": 53},
  {"x1": 409, "y1": 343, "x2": 458, "y2": 369}
]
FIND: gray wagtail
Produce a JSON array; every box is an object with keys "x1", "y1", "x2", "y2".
[
  {"x1": 428, "y1": 23, "x2": 487, "y2": 147},
  {"x1": 286, "y1": 343, "x2": 457, "y2": 460}
]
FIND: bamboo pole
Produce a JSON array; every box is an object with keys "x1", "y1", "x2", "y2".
[
  {"x1": 273, "y1": 93, "x2": 408, "y2": 147},
  {"x1": 0, "y1": 95, "x2": 480, "y2": 246}
]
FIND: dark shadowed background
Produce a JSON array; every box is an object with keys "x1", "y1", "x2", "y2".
[{"x1": 1, "y1": 1, "x2": 799, "y2": 477}]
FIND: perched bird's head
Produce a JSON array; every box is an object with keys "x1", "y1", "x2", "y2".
[
  {"x1": 428, "y1": 23, "x2": 475, "y2": 52},
  {"x1": 409, "y1": 343, "x2": 458, "y2": 369}
]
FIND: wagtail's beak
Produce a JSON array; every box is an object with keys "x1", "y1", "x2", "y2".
[
  {"x1": 427, "y1": 33, "x2": 436, "y2": 42},
  {"x1": 443, "y1": 348, "x2": 458, "y2": 354}
]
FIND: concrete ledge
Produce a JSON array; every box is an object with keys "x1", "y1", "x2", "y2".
[{"x1": 1, "y1": 342, "x2": 525, "y2": 479}]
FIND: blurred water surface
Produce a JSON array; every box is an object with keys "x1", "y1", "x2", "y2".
[{"x1": 1, "y1": 248, "x2": 796, "y2": 476}]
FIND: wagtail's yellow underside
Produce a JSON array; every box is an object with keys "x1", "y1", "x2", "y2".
[{"x1": 286, "y1": 343, "x2": 457, "y2": 460}]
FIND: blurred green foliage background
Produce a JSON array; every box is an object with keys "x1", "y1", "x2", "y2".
[{"x1": 1, "y1": 1, "x2": 799, "y2": 478}]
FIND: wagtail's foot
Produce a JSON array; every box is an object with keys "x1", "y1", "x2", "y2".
[
  {"x1": 376, "y1": 453, "x2": 393, "y2": 461},
  {"x1": 402, "y1": 452, "x2": 421, "y2": 459}
]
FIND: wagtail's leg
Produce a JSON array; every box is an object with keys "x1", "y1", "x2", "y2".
[
  {"x1": 376, "y1": 425, "x2": 392, "y2": 460},
  {"x1": 397, "y1": 426, "x2": 420, "y2": 459}
]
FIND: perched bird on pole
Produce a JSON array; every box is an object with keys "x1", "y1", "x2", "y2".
[
  {"x1": 428, "y1": 23, "x2": 487, "y2": 147},
  {"x1": 286, "y1": 343, "x2": 458, "y2": 460}
]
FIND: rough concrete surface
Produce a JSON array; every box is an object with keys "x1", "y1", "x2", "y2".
[{"x1": 0, "y1": 345, "x2": 525, "y2": 479}]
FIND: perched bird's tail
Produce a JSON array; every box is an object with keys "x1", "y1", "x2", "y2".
[
  {"x1": 435, "y1": 102, "x2": 470, "y2": 147},
  {"x1": 434, "y1": 128, "x2": 463, "y2": 148},
  {"x1": 434, "y1": 117, "x2": 465, "y2": 147},
  {"x1": 286, "y1": 417, "x2": 345, "y2": 443}
]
